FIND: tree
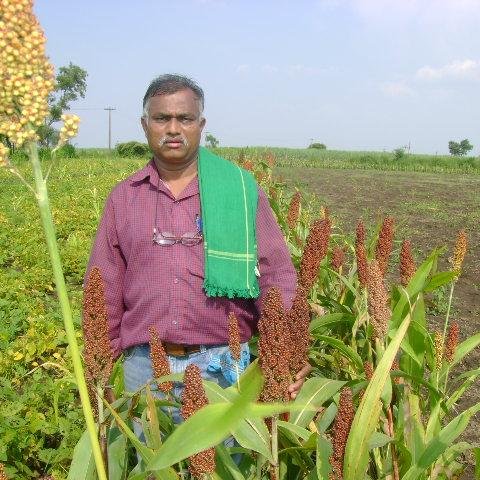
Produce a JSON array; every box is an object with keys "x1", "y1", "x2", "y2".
[
  {"x1": 308, "y1": 142, "x2": 326, "y2": 150},
  {"x1": 205, "y1": 132, "x2": 219, "y2": 149},
  {"x1": 448, "y1": 139, "x2": 473, "y2": 156},
  {"x1": 38, "y1": 62, "x2": 88, "y2": 147}
]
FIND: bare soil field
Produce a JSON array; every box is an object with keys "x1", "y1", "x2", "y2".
[{"x1": 278, "y1": 166, "x2": 480, "y2": 477}]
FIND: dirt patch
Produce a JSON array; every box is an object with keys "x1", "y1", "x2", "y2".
[{"x1": 278, "y1": 166, "x2": 480, "y2": 477}]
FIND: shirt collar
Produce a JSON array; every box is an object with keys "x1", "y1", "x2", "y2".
[
  {"x1": 129, "y1": 158, "x2": 199, "y2": 198},
  {"x1": 129, "y1": 159, "x2": 160, "y2": 186}
]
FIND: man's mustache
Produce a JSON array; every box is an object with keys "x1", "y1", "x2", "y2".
[{"x1": 159, "y1": 136, "x2": 189, "y2": 147}]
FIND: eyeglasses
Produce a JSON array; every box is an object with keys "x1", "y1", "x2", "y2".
[{"x1": 152, "y1": 229, "x2": 203, "y2": 246}]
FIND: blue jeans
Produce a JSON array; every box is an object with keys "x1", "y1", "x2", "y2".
[{"x1": 123, "y1": 343, "x2": 250, "y2": 425}]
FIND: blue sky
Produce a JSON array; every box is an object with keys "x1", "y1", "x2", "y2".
[{"x1": 36, "y1": 0, "x2": 480, "y2": 154}]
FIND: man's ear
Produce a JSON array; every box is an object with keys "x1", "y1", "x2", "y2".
[
  {"x1": 141, "y1": 116, "x2": 147, "y2": 135},
  {"x1": 200, "y1": 116, "x2": 206, "y2": 131}
]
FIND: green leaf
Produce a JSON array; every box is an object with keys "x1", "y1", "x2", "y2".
[
  {"x1": 390, "y1": 251, "x2": 437, "y2": 331},
  {"x1": 107, "y1": 425, "x2": 128, "y2": 480},
  {"x1": 344, "y1": 310, "x2": 412, "y2": 480},
  {"x1": 402, "y1": 403, "x2": 480, "y2": 480},
  {"x1": 147, "y1": 367, "x2": 263, "y2": 470},
  {"x1": 103, "y1": 399, "x2": 154, "y2": 463},
  {"x1": 290, "y1": 377, "x2": 345, "y2": 427},
  {"x1": 316, "y1": 434, "x2": 333, "y2": 480},
  {"x1": 450, "y1": 332, "x2": 480, "y2": 368},
  {"x1": 424, "y1": 271, "x2": 457, "y2": 292},
  {"x1": 474, "y1": 446, "x2": 480, "y2": 479},
  {"x1": 145, "y1": 384, "x2": 162, "y2": 450},
  {"x1": 204, "y1": 379, "x2": 272, "y2": 461},
  {"x1": 214, "y1": 443, "x2": 246, "y2": 480},
  {"x1": 67, "y1": 429, "x2": 96, "y2": 480},
  {"x1": 309, "y1": 313, "x2": 355, "y2": 332},
  {"x1": 315, "y1": 335, "x2": 363, "y2": 370},
  {"x1": 277, "y1": 420, "x2": 311, "y2": 441},
  {"x1": 368, "y1": 431, "x2": 392, "y2": 450}
]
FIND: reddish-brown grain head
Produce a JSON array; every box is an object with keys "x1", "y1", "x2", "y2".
[
  {"x1": 375, "y1": 217, "x2": 395, "y2": 276},
  {"x1": 299, "y1": 216, "x2": 332, "y2": 291},
  {"x1": 228, "y1": 312, "x2": 241, "y2": 361},
  {"x1": 148, "y1": 325, "x2": 173, "y2": 393},
  {"x1": 258, "y1": 287, "x2": 292, "y2": 403},
  {"x1": 399, "y1": 239, "x2": 416, "y2": 287},
  {"x1": 366, "y1": 260, "x2": 391, "y2": 339},
  {"x1": 355, "y1": 221, "x2": 368, "y2": 287},
  {"x1": 83, "y1": 267, "x2": 114, "y2": 387}
]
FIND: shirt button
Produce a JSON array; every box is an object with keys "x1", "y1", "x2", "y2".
[
  {"x1": 174, "y1": 278, "x2": 179, "y2": 284},
  {"x1": 172, "y1": 320, "x2": 178, "y2": 325}
]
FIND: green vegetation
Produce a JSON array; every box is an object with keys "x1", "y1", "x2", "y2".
[
  {"x1": 216, "y1": 146, "x2": 480, "y2": 174},
  {"x1": 38, "y1": 63, "x2": 88, "y2": 148},
  {"x1": 448, "y1": 139, "x2": 474, "y2": 157},
  {"x1": 1, "y1": 151, "x2": 479, "y2": 478},
  {"x1": 115, "y1": 141, "x2": 150, "y2": 157},
  {"x1": 308, "y1": 142, "x2": 327, "y2": 150},
  {"x1": 205, "y1": 132, "x2": 219, "y2": 148}
]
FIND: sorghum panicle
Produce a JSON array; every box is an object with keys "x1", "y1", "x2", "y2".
[
  {"x1": 0, "y1": 0, "x2": 55, "y2": 148},
  {"x1": 400, "y1": 239, "x2": 416, "y2": 287},
  {"x1": 83, "y1": 266, "x2": 114, "y2": 387},
  {"x1": 330, "y1": 387, "x2": 355, "y2": 480},
  {"x1": 355, "y1": 221, "x2": 369, "y2": 287},
  {"x1": 243, "y1": 159, "x2": 254, "y2": 172},
  {"x1": 287, "y1": 191, "x2": 301, "y2": 230},
  {"x1": 451, "y1": 229, "x2": 467, "y2": 274},
  {"x1": 299, "y1": 215, "x2": 332, "y2": 291},
  {"x1": 0, "y1": 463, "x2": 8, "y2": 480},
  {"x1": 148, "y1": 325, "x2": 172, "y2": 393},
  {"x1": 286, "y1": 285, "x2": 311, "y2": 375},
  {"x1": 364, "y1": 361, "x2": 374, "y2": 381},
  {"x1": 181, "y1": 364, "x2": 216, "y2": 478},
  {"x1": 391, "y1": 360, "x2": 401, "y2": 384},
  {"x1": 434, "y1": 331, "x2": 443, "y2": 370},
  {"x1": 228, "y1": 312, "x2": 241, "y2": 361},
  {"x1": 375, "y1": 217, "x2": 394, "y2": 276},
  {"x1": 265, "y1": 151, "x2": 276, "y2": 167},
  {"x1": 445, "y1": 322, "x2": 459, "y2": 363},
  {"x1": 366, "y1": 260, "x2": 391, "y2": 339},
  {"x1": 258, "y1": 287, "x2": 292, "y2": 403},
  {"x1": 331, "y1": 246, "x2": 345, "y2": 272}
]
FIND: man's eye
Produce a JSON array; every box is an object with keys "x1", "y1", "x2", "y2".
[{"x1": 180, "y1": 117, "x2": 194, "y2": 124}]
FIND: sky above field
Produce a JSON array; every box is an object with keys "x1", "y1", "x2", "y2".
[{"x1": 35, "y1": 0, "x2": 480, "y2": 154}]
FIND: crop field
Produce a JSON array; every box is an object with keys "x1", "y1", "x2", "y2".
[
  {"x1": 275, "y1": 165, "x2": 480, "y2": 444},
  {"x1": 1, "y1": 149, "x2": 479, "y2": 479}
]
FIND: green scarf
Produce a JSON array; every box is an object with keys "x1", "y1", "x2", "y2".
[{"x1": 197, "y1": 147, "x2": 260, "y2": 299}]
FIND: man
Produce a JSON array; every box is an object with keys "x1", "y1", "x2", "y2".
[{"x1": 86, "y1": 74, "x2": 309, "y2": 410}]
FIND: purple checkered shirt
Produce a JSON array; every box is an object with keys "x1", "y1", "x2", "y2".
[{"x1": 86, "y1": 159, "x2": 297, "y2": 358}]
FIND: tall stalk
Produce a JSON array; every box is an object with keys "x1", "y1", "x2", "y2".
[
  {"x1": 27, "y1": 141, "x2": 107, "y2": 480},
  {"x1": 270, "y1": 415, "x2": 279, "y2": 480}
]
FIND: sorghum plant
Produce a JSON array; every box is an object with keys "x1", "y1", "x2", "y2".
[
  {"x1": 0, "y1": 1, "x2": 105, "y2": 477},
  {"x1": 181, "y1": 364, "x2": 216, "y2": 478},
  {"x1": 149, "y1": 325, "x2": 173, "y2": 393}
]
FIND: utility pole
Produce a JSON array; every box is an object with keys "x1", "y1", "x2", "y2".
[{"x1": 104, "y1": 107, "x2": 116, "y2": 151}]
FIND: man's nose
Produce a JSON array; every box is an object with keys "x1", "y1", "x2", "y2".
[{"x1": 166, "y1": 117, "x2": 181, "y2": 135}]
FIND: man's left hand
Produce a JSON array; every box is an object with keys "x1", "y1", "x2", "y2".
[{"x1": 288, "y1": 363, "x2": 313, "y2": 399}]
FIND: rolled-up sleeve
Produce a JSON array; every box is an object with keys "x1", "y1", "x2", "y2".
[
  {"x1": 84, "y1": 195, "x2": 126, "y2": 358},
  {"x1": 255, "y1": 187, "x2": 297, "y2": 312}
]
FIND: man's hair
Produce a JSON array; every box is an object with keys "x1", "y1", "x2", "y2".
[{"x1": 142, "y1": 74, "x2": 204, "y2": 118}]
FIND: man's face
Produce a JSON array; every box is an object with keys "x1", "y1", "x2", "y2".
[{"x1": 141, "y1": 89, "x2": 206, "y2": 168}]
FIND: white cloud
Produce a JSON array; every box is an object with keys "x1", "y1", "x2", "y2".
[
  {"x1": 234, "y1": 64, "x2": 250, "y2": 74},
  {"x1": 381, "y1": 81, "x2": 415, "y2": 97},
  {"x1": 416, "y1": 59, "x2": 480, "y2": 81},
  {"x1": 262, "y1": 64, "x2": 279, "y2": 74}
]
